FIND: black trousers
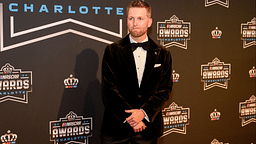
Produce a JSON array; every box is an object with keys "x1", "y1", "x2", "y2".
[{"x1": 100, "y1": 133, "x2": 158, "y2": 144}]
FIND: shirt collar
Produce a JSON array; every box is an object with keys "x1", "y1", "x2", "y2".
[{"x1": 129, "y1": 34, "x2": 148, "y2": 44}]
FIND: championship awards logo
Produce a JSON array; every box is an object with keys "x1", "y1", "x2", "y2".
[
  {"x1": 249, "y1": 66, "x2": 255, "y2": 77},
  {"x1": 64, "y1": 74, "x2": 79, "y2": 88},
  {"x1": 172, "y1": 70, "x2": 180, "y2": 82},
  {"x1": 205, "y1": 0, "x2": 229, "y2": 8},
  {"x1": 1, "y1": 130, "x2": 17, "y2": 144},
  {"x1": 211, "y1": 138, "x2": 229, "y2": 144},
  {"x1": 0, "y1": 63, "x2": 32, "y2": 104},
  {"x1": 239, "y1": 95, "x2": 256, "y2": 127},
  {"x1": 49, "y1": 111, "x2": 93, "y2": 144},
  {"x1": 161, "y1": 102, "x2": 190, "y2": 137},
  {"x1": 241, "y1": 17, "x2": 256, "y2": 49},
  {"x1": 211, "y1": 27, "x2": 222, "y2": 39},
  {"x1": 157, "y1": 15, "x2": 191, "y2": 49},
  {"x1": 210, "y1": 109, "x2": 221, "y2": 121},
  {"x1": 201, "y1": 57, "x2": 231, "y2": 91}
]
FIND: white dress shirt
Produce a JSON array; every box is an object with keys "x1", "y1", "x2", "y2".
[{"x1": 129, "y1": 35, "x2": 148, "y2": 88}]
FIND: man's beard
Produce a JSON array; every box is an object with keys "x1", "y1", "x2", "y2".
[{"x1": 129, "y1": 29, "x2": 147, "y2": 38}]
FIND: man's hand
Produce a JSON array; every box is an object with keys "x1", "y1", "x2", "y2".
[
  {"x1": 125, "y1": 109, "x2": 145, "y2": 127},
  {"x1": 133, "y1": 121, "x2": 147, "y2": 132}
]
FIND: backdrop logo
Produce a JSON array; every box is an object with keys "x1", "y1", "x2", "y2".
[
  {"x1": 0, "y1": 3, "x2": 123, "y2": 52},
  {"x1": 205, "y1": 0, "x2": 229, "y2": 8},
  {"x1": 0, "y1": 63, "x2": 32, "y2": 104},
  {"x1": 157, "y1": 15, "x2": 191, "y2": 49},
  {"x1": 201, "y1": 57, "x2": 231, "y2": 91},
  {"x1": 49, "y1": 111, "x2": 93, "y2": 144},
  {"x1": 1, "y1": 130, "x2": 17, "y2": 144},
  {"x1": 249, "y1": 66, "x2": 255, "y2": 77},
  {"x1": 212, "y1": 27, "x2": 222, "y2": 39},
  {"x1": 239, "y1": 95, "x2": 256, "y2": 127},
  {"x1": 161, "y1": 102, "x2": 190, "y2": 137},
  {"x1": 241, "y1": 17, "x2": 256, "y2": 49},
  {"x1": 210, "y1": 109, "x2": 221, "y2": 121},
  {"x1": 172, "y1": 70, "x2": 180, "y2": 82},
  {"x1": 64, "y1": 74, "x2": 79, "y2": 88},
  {"x1": 211, "y1": 139, "x2": 229, "y2": 144}
]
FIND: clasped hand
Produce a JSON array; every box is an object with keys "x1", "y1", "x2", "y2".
[{"x1": 125, "y1": 109, "x2": 147, "y2": 132}]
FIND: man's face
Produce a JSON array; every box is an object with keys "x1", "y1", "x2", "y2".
[{"x1": 127, "y1": 7, "x2": 152, "y2": 39}]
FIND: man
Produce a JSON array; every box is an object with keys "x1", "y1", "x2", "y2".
[{"x1": 100, "y1": 1, "x2": 173, "y2": 143}]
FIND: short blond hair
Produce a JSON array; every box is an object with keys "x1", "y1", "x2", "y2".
[{"x1": 127, "y1": 0, "x2": 151, "y2": 18}]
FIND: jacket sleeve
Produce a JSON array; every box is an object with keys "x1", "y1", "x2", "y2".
[
  {"x1": 141, "y1": 49, "x2": 173, "y2": 122},
  {"x1": 101, "y1": 45, "x2": 132, "y2": 122}
]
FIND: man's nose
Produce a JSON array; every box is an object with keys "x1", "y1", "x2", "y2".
[{"x1": 133, "y1": 19, "x2": 137, "y2": 26}]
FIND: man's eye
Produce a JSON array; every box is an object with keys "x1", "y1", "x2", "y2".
[
  {"x1": 129, "y1": 18, "x2": 134, "y2": 20},
  {"x1": 138, "y1": 18, "x2": 142, "y2": 20}
]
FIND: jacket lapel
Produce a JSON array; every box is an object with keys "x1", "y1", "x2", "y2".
[
  {"x1": 120, "y1": 36, "x2": 140, "y2": 89},
  {"x1": 140, "y1": 39, "x2": 161, "y2": 88}
]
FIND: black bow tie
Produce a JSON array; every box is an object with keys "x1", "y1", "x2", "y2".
[{"x1": 131, "y1": 41, "x2": 150, "y2": 52}]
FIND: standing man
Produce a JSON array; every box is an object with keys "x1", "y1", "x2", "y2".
[{"x1": 100, "y1": 1, "x2": 173, "y2": 143}]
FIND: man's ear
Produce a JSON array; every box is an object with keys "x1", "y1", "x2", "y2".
[{"x1": 148, "y1": 18, "x2": 153, "y2": 28}]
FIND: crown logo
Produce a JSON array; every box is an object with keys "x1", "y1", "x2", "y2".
[
  {"x1": 210, "y1": 109, "x2": 221, "y2": 121},
  {"x1": 249, "y1": 66, "x2": 256, "y2": 77},
  {"x1": 172, "y1": 70, "x2": 180, "y2": 82},
  {"x1": 0, "y1": 63, "x2": 14, "y2": 73},
  {"x1": 1, "y1": 130, "x2": 17, "y2": 143},
  {"x1": 211, "y1": 27, "x2": 222, "y2": 38},
  {"x1": 64, "y1": 74, "x2": 79, "y2": 88}
]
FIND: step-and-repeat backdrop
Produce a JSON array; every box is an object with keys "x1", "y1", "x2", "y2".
[{"x1": 0, "y1": 0, "x2": 255, "y2": 143}]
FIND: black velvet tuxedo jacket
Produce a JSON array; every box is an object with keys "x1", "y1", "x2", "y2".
[{"x1": 101, "y1": 34, "x2": 173, "y2": 139}]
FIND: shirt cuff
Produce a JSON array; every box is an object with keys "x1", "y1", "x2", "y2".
[
  {"x1": 123, "y1": 109, "x2": 150, "y2": 123},
  {"x1": 141, "y1": 109, "x2": 150, "y2": 122}
]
